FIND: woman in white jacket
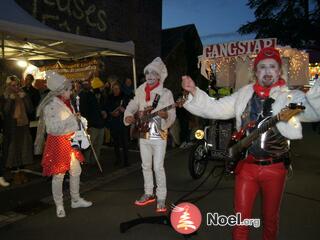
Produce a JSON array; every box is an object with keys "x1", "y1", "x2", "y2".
[
  {"x1": 182, "y1": 47, "x2": 320, "y2": 240},
  {"x1": 35, "y1": 71, "x2": 92, "y2": 218}
]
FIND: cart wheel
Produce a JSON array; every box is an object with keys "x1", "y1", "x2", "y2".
[{"x1": 189, "y1": 141, "x2": 208, "y2": 179}]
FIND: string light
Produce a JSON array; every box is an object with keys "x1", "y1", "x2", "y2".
[
  {"x1": 308, "y1": 62, "x2": 320, "y2": 79},
  {"x1": 279, "y1": 48, "x2": 309, "y2": 84}
]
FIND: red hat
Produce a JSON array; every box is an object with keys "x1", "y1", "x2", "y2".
[{"x1": 254, "y1": 47, "x2": 282, "y2": 69}]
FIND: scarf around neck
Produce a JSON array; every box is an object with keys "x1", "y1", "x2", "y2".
[
  {"x1": 253, "y1": 78, "x2": 286, "y2": 99},
  {"x1": 144, "y1": 82, "x2": 160, "y2": 101},
  {"x1": 57, "y1": 96, "x2": 74, "y2": 113}
]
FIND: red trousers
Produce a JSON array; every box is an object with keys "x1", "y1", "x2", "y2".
[{"x1": 233, "y1": 162, "x2": 287, "y2": 240}]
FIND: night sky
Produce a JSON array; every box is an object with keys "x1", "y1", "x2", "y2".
[{"x1": 162, "y1": 0, "x2": 255, "y2": 45}]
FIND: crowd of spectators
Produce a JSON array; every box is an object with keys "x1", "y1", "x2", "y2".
[{"x1": 0, "y1": 72, "x2": 199, "y2": 188}]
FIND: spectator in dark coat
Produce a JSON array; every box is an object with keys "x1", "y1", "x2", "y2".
[
  {"x1": 106, "y1": 83, "x2": 130, "y2": 167},
  {"x1": 78, "y1": 78, "x2": 106, "y2": 164},
  {"x1": 23, "y1": 74, "x2": 41, "y2": 143},
  {"x1": 22, "y1": 74, "x2": 41, "y2": 121},
  {"x1": 121, "y1": 77, "x2": 134, "y2": 100}
]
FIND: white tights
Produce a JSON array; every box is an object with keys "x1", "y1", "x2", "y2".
[{"x1": 52, "y1": 154, "x2": 82, "y2": 206}]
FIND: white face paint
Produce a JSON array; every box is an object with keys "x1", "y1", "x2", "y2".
[
  {"x1": 60, "y1": 87, "x2": 72, "y2": 100},
  {"x1": 255, "y1": 58, "x2": 281, "y2": 87},
  {"x1": 145, "y1": 69, "x2": 160, "y2": 87}
]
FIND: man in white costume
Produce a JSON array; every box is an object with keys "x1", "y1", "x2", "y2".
[
  {"x1": 182, "y1": 47, "x2": 320, "y2": 240},
  {"x1": 124, "y1": 57, "x2": 176, "y2": 212}
]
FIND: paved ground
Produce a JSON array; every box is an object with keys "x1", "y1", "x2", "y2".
[{"x1": 0, "y1": 123, "x2": 319, "y2": 239}]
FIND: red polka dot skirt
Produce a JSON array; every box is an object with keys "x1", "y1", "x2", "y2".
[{"x1": 42, "y1": 133, "x2": 84, "y2": 176}]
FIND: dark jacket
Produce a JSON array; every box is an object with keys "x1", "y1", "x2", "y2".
[
  {"x1": 79, "y1": 90, "x2": 104, "y2": 129},
  {"x1": 105, "y1": 94, "x2": 129, "y2": 131},
  {"x1": 22, "y1": 85, "x2": 41, "y2": 120}
]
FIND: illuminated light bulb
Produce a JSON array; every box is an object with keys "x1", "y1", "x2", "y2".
[
  {"x1": 17, "y1": 60, "x2": 28, "y2": 68},
  {"x1": 194, "y1": 130, "x2": 204, "y2": 140}
]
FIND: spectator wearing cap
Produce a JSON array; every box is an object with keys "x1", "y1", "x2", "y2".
[
  {"x1": 78, "y1": 77, "x2": 106, "y2": 165},
  {"x1": 3, "y1": 75, "x2": 33, "y2": 184},
  {"x1": 35, "y1": 71, "x2": 92, "y2": 218},
  {"x1": 182, "y1": 47, "x2": 320, "y2": 239},
  {"x1": 91, "y1": 77, "x2": 107, "y2": 109}
]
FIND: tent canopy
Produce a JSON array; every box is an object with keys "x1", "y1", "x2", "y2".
[
  {"x1": 0, "y1": 0, "x2": 134, "y2": 61},
  {"x1": 0, "y1": 19, "x2": 135, "y2": 60}
]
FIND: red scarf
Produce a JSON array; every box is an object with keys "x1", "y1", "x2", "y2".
[
  {"x1": 58, "y1": 96, "x2": 74, "y2": 113},
  {"x1": 253, "y1": 79, "x2": 286, "y2": 99},
  {"x1": 145, "y1": 82, "x2": 160, "y2": 101}
]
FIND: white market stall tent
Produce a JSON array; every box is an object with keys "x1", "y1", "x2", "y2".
[
  {"x1": 198, "y1": 38, "x2": 309, "y2": 90},
  {"x1": 0, "y1": 0, "x2": 137, "y2": 88}
]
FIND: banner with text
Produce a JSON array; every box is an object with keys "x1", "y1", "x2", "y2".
[
  {"x1": 204, "y1": 38, "x2": 277, "y2": 58},
  {"x1": 39, "y1": 59, "x2": 99, "y2": 81}
]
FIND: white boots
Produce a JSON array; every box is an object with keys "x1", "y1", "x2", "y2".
[
  {"x1": 52, "y1": 173, "x2": 92, "y2": 218},
  {"x1": 56, "y1": 198, "x2": 92, "y2": 218},
  {"x1": 71, "y1": 198, "x2": 92, "y2": 208},
  {"x1": 0, "y1": 177, "x2": 10, "y2": 187},
  {"x1": 52, "y1": 158, "x2": 93, "y2": 218},
  {"x1": 56, "y1": 205, "x2": 66, "y2": 218}
]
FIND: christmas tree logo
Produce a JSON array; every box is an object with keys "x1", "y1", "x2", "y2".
[{"x1": 170, "y1": 202, "x2": 202, "y2": 234}]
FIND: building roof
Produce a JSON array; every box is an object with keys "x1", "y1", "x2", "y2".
[{"x1": 162, "y1": 24, "x2": 202, "y2": 59}]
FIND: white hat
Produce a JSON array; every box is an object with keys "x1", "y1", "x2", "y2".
[
  {"x1": 143, "y1": 57, "x2": 168, "y2": 83},
  {"x1": 45, "y1": 70, "x2": 69, "y2": 91}
]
